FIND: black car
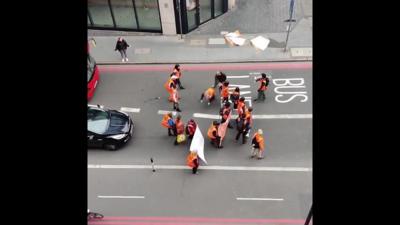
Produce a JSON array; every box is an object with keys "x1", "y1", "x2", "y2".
[{"x1": 87, "y1": 105, "x2": 133, "y2": 150}]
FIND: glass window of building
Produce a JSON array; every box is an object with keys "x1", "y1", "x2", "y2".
[
  {"x1": 88, "y1": 0, "x2": 115, "y2": 28},
  {"x1": 88, "y1": 15, "x2": 92, "y2": 26},
  {"x1": 186, "y1": 0, "x2": 198, "y2": 31},
  {"x1": 110, "y1": 0, "x2": 138, "y2": 29},
  {"x1": 135, "y1": 0, "x2": 161, "y2": 31},
  {"x1": 214, "y1": 0, "x2": 224, "y2": 17},
  {"x1": 199, "y1": 0, "x2": 212, "y2": 23}
]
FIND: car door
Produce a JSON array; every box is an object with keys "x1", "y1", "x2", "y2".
[{"x1": 87, "y1": 131, "x2": 103, "y2": 148}]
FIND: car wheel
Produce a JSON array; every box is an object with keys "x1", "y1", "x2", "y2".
[{"x1": 104, "y1": 143, "x2": 117, "y2": 151}]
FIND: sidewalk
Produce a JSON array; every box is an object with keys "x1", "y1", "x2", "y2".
[{"x1": 88, "y1": 18, "x2": 312, "y2": 65}]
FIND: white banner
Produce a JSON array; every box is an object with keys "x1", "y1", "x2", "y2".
[{"x1": 189, "y1": 126, "x2": 207, "y2": 164}]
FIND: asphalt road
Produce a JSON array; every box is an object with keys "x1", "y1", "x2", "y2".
[{"x1": 88, "y1": 62, "x2": 312, "y2": 224}]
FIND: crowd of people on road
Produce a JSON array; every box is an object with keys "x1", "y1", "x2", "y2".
[{"x1": 160, "y1": 64, "x2": 270, "y2": 174}]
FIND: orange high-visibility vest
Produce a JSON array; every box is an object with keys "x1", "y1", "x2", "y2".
[
  {"x1": 175, "y1": 119, "x2": 184, "y2": 134},
  {"x1": 164, "y1": 78, "x2": 174, "y2": 93},
  {"x1": 237, "y1": 101, "x2": 246, "y2": 116},
  {"x1": 259, "y1": 78, "x2": 267, "y2": 91},
  {"x1": 221, "y1": 86, "x2": 229, "y2": 98},
  {"x1": 161, "y1": 114, "x2": 172, "y2": 128},
  {"x1": 186, "y1": 153, "x2": 197, "y2": 168},
  {"x1": 252, "y1": 133, "x2": 265, "y2": 150},
  {"x1": 245, "y1": 110, "x2": 253, "y2": 126},
  {"x1": 207, "y1": 124, "x2": 217, "y2": 139}
]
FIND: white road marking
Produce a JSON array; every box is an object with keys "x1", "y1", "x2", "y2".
[
  {"x1": 88, "y1": 164, "x2": 311, "y2": 172},
  {"x1": 98, "y1": 196, "x2": 145, "y2": 199},
  {"x1": 158, "y1": 110, "x2": 178, "y2": 116},
  {"x1": 229, "y1": 84, "x2": 251, "y2": 89},
  {"x1": 227, "y1": 75, "x2": 250, "y2": 78},
  {"x1": 240, "y1": 91, "x2": 252, "y2": 95},
  {"x1": 236, "y1": 197, "x2": 284, "y2": 201},
  {"x1": 193, "y1": 113, "x2": 312, "y2": 120},
  {"x1": 120, "y1": 107, "x2": 141, "y2": 113},
  {"x1": 249, "y1": 72, "x2": 261, "y2": 75}
]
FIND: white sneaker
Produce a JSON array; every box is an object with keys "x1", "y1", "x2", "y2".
[
  {"x1": 122, "y1": 58, "x2": 125, "y2": 62},
  {"x1": 125, "y1": 58, "x2": 129, "y2": 62},
  {"x1": 200, "y1": 100, "x2": 203, "y2": 103},
  {"x1": 207, "y1": 102, "x2": 211, "y2": 106}
]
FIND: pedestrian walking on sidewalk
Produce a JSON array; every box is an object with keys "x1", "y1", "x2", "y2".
[
  {"x1": 186, "y1": 151, "x2": 199, "y2": 174},
  {"x1": 161, "y1": 112, "x2": 177, "y2": 136},
  {"x1": 173, "y1": 64, "x2": 185, "y2": 89},
  {"x1": 115, "y1": 37, "x2": 130, "y2": 62},
  {"x1": 254, "y1": 73, "x2": 269, "y2": 102},
  {"x1": 251, "y1": 129, "x2": 265, "y2": 159}
]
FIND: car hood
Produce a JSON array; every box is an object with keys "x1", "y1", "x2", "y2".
[{"x1": 104, "y1": 111, "x2": 130, "y2": 135}]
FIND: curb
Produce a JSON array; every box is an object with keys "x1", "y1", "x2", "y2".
[{"x1": 96, "y1": 58, "x2": 313, "y2": 65}]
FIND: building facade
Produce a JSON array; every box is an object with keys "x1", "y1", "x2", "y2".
[{"x1": 88, "y1": 0, "x2": 234, "y2": 34}]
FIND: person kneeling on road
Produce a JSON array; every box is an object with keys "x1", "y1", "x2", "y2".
[{"x1": 200, "y1": 87, "x2": 216, "y2": 106}]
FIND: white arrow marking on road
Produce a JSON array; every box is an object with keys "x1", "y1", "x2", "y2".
[
  {"x1": 88, "y1": 164, "x2": 312, "y2": 172},
  {"x1": 227, "y1": 75, "x2": 250, "y2": 78},
  {"x1": 193, "y1": 113, "x2": 312, "y2": 120},
  {"x1": 236, "y1": 197, "x2": 284, "y2": 201},
  {"x1": 98, "y1": 196, "x2": 145, "y2": 199},
  {"x1": 120, "y1": 107, "x2": 141, "y2": 113},
  {"x1": 158, "y1": 110, "x2": 178, "y2": 116}
]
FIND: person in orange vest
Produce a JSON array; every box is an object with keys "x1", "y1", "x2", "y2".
[
  {"x1": 220, "y1": 81, "x2": 230, "y2": 106},
  {"x1": 186, "y1": 151, "x2": 199, "y2": 174},
  {"x1": 174, "y1": 115, "x2": 185, "y2": 145},
  {"x1": 254, "y1": 73, "x2": 269, "y2": 102},
  {"x1": 160, "y1": 112, "x2": 176, "y2": 136},
  {"x1": 173, "y1": 64, "x2": 185, "y2": 89},
  {"x1": 219, "y1": 101, "x2": 233, "y2": 129},
  {"x1": 164, "y1": 73, "x2": 177, "y2": 98},
  {"x1": 207, "y1": 121, "x2": 222, "y2": 148},
  {"x1": 170, "y1": 83, "x2": 182, "y2": 112},
  {"x1": 244, "y1": 107, "x2": 253, "y2": 141},
  {"x1": 251, "y1": 129, "x2": 265, "y2": 159},
  {"x1": 230, "y1": 87, "x2": 240, "y2": 109},
  {"x1": 237, "y1": 97, "x2": 247, "y2": 118},
  {"x1": 200, "y1": 87, "x2": 216, "y2": 106}
]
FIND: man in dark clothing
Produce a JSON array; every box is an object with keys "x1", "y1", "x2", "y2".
[
  {"x1": 115, "y1": 37, "x2": 130, "y2": 62},
  {"x1": 235, "y1": 113, "x2": 248, "y2": 144},
  {"x1": 254, "y1": 73, "x2": 269, "y2": 102},
  {"x1": 214, "y1": 71, "x2": 227, "y2": 90}
]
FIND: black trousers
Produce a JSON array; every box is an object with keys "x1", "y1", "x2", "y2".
[
  {"x1": 192, "y1": 166, "x2": 198, "y2": 174},
  {"x1": 168, "y1": 126, "x2": 177, "y2": 136},
  {"x1": 235, "y1": 130, "x2": 248, "y2": 143},
  {"x1": 176, "y1": 78, "x2": 184, "y2": 88}
]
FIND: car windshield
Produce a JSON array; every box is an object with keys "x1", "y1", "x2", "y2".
[
  {"x1": 87, "y1": 54, "x2": 95, "y2": 82},
  {"x1": 88, "y1": 108, "x2": 109, "y2": 134}
]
